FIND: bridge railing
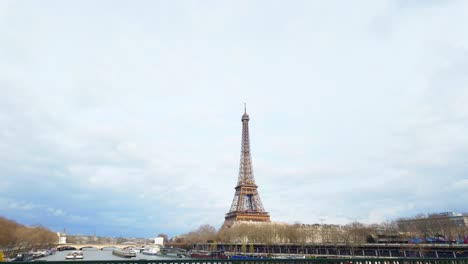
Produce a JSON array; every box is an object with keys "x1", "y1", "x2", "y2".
[{"x1": 17, "y1": 258, "x2": 468, "y2": 264}]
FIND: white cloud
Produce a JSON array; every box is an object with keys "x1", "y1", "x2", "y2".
[
  {"x1": 1, "y1": 0, "x2": 468, "y2": 236},
  {"x1": 0, "y1": 199, "x2": 38, "y2": 211},
  {"x1": 47, "y1": 208, "x2": 65, "y2": 217}
]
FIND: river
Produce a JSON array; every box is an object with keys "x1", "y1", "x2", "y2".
[{"x1": 41, "y1": 248, "x2": 180, "y2": 261}]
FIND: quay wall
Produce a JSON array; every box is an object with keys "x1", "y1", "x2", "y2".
[{"x1": 195, "y1": 243, "x2": 468, "y2": 259}]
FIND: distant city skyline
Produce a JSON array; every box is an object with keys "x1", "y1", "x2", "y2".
[{"x1": 1, "y1": 1, "x2": 468, "y2": 237}]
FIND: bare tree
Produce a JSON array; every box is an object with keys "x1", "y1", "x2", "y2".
[{"x1": 184, "y1": 224, "x2": 218, "y2": 243}]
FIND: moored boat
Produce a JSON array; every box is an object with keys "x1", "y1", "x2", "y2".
[
  {"x1": 141, "y1": 246, "x2": 161, "y2": 256},
  {"x1": 190, "y1": 250, "x2": 228, "y2": 259},
  {"x1": 158, "y1": 247, "x2": 187, "y2": 258},
  {"x1": 13, "y1": 253, "x2": 34, "y2": 262},
  {"x1": 112, "y1": 248, "x2": 136, "y2": 258},
  {"x1": 125, "y1": 247, "x2": 142, "y2": 254},
  {"x1": 65, "y1": 251, "x2": 84, "y2": 260},
  {"x1": 230, "y1": 254, "x2": 267, "y2": 260}
]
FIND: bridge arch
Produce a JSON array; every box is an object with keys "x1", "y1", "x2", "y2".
[
  {"x1": 60, "y1": 244, "x2": 138, "y2": 251},
  {"x1": 101, "y1": 245, "x2": 125, "y2": 250},
  {"x1": 57, "y1": 246, "x2": 77, "y2": 251},
  {"x1": 79, "y1": 246, "x2": 99, "y2": 250}
]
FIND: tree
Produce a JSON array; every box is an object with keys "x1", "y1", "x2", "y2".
[
  {"x1": 249, "y1": 243, "x2": 255, "y2": 253},
  {"x1": 184, "y1": 224, "x2": 218, "y2": 243},
  {"x1": 343, "y1": 222, "x2": 372, "y2": 244},
  {"x1": 67, "y1": 236, "x2": 78, "y2": 244},
  {"x1": 366, "y1": 234, "x2": 376, "y2": 243},
  {"x1": 241, "y1": 243, "x2": 247, "y2": 253},
  {"x1": 116, "y1": 237, "x2": 127, "y2": 244},
  {"x1": 0, "y1": 217, "x2": 57, "y2": 251},
  {"x1": 210, "y1": 241, "x2": 218, "y2": 252},
  {"x1": 0, "y1": 217, "x2": 20, "y2": 246}
]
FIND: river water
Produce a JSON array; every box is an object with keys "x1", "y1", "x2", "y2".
[{"x1": 41, "y1": 248, "x2": 180, "y2": 261}]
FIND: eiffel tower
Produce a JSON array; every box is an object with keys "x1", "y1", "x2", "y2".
[{"x1": 224, "y1": 106, "x2": 270, "y2": 227}]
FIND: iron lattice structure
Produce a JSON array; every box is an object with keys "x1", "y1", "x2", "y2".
[{"x1": 224, "y1": 107, "x2": 270, "y2": 227}]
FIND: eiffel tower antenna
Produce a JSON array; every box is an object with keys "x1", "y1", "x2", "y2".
[{"x1": 224, "y1": 106, "x2": 270, "y2": 227}]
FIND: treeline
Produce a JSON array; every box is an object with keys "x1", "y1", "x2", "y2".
[
  {"x1": 168, "y1": 225, "x2": 218, "y2": 248},
  {"x1": 0, "y1": 216, "x2": 57, "y2": 248},
  {"x1": 174, "y1": 215, "x2": 468, "y2": 245},
  {"x1": 174, "y1": 222, "x2": 374, "y2": 245},
  {"x1": 218, "y1": 222, "x2": 377, "y2": 244}
]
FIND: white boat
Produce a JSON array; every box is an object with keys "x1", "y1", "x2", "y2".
[
  {"x1": 141, "y1": 246, "x2": 161, "y2": 255},
  {"x1": 66, "y1": 251, "x2": 84, "y2": 260},
  {"x1": 126, "y1": 247, "x2": 142, "y2": 254}
]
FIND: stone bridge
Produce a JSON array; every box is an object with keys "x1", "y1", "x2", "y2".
[{"x1": 57, "y1": 243, "x2": 144, "y2": 251}]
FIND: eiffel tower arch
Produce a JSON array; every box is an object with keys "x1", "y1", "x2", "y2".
[{"x1": 223, "y1": 106, "x2": 270, "y2": 228}]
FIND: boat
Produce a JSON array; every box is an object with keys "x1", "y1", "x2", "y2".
[
  {"x1": 230, "y1": 254, "x2": 267, "y2": 260},
  {"x1": 58, "y1": 246, "x2": 77, "y2": 251},
  {"x1": 112, "y1": 248, "x2": 136, "y2": 258},
  {"x1": 190, "y1": 250, "x2": 228, "y2": 259},
  {"x1": 13, "y1": 253, "x2": 34, "y2": 262},
  {"x1": 125, "y1": 247, "x2": 142, "y2": 254},
  {"x1": 141, "y1": 246, "x2": 161, "y2": 256},
  {"x1": 31, "y1": 249, "x2": 55, "y2": 259},
  {"x1": 158, "y1": 247, "x2": 187, "y2": 258},
  {"x1": 65, "y1": 251, "x2": 84, "y2": 260}
]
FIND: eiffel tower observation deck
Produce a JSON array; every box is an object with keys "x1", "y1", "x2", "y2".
[{"x1": 224, "y1": 106, "x2": 270, "y2": 227}]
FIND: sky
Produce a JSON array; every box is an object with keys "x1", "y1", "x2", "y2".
[{"x1": 1, "y1": 0, "x2": 468, "y2": 238}]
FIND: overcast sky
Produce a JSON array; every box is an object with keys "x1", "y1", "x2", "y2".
[{"x1": 1, "y1": 0, "x2": 468, "y2": 238}]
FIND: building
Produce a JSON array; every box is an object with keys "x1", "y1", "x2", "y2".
[
  {"x1": 396, "y1": 212, "x2": 468, "y2": 240},
  {"x1": 428, "y1": 212, "x2": 468, "y2": 227},
  {"x1": 57, "y1": 232, "x2": 67, "y2": 244},
  {"x1": 154, "y1": 237, "x2": 164, "y2": 245}
]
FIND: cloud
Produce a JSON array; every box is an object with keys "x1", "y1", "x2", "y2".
[
  {"x1": 47, "y1": 208, "x2": 65, "y2": 217},
  {"x1": 1, "y1": 0, "x2": 468, "y2": 237}
]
